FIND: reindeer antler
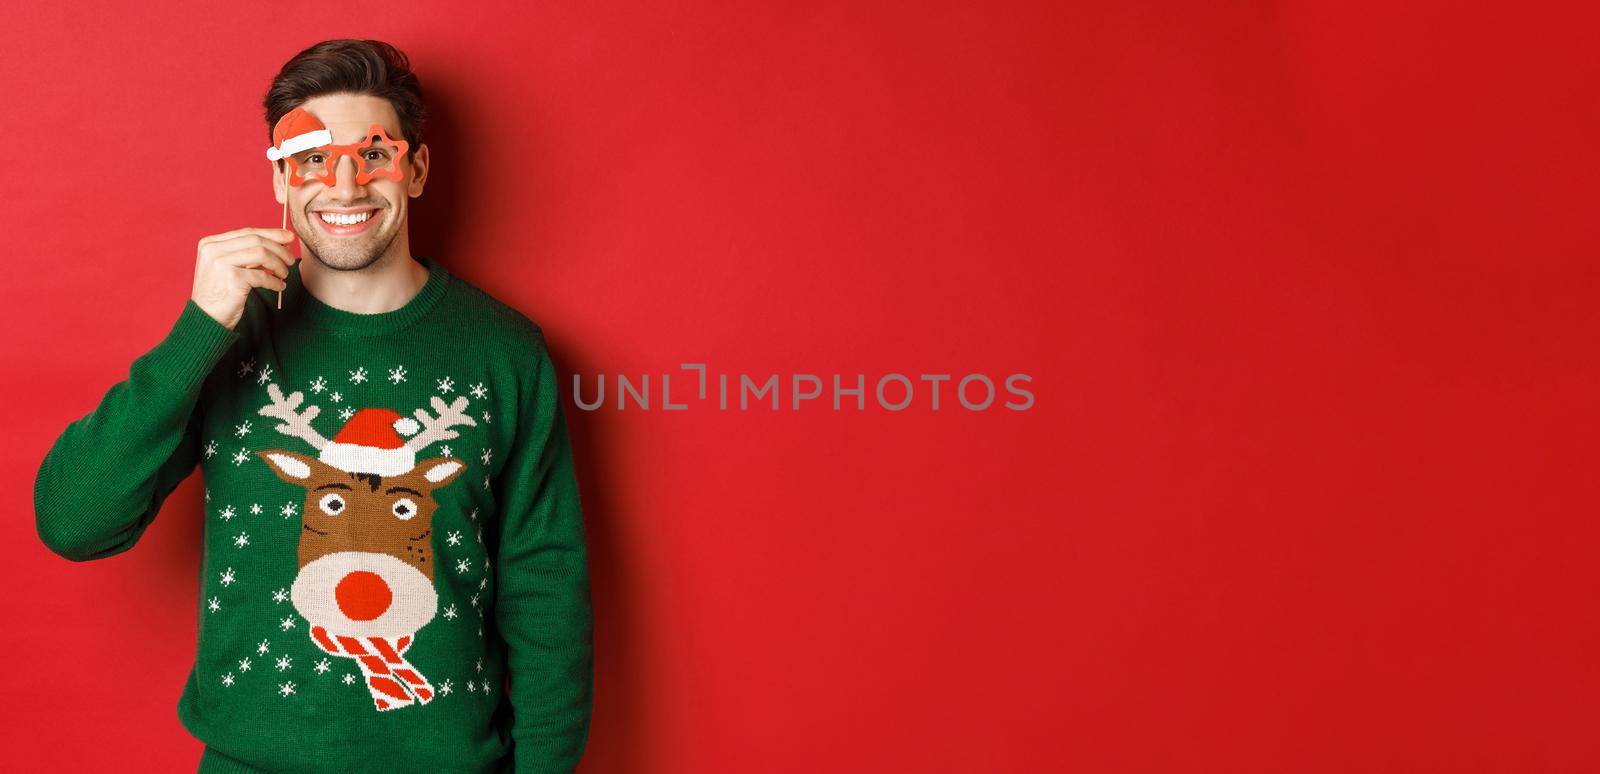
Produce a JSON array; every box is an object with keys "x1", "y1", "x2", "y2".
[
  {"x1": 404, "y1": 395, "x2": 478, "y2": 452},
  {"x1": 258, "y1": 383, "x2": 331, "y2": 450}
]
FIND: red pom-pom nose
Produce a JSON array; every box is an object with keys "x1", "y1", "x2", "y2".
[{"x1": 335, "y1": 570, "x2": 392, "y2": 621}]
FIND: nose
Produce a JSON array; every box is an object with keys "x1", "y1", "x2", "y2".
[
  {"x1": 334, "y1": 570, "x2": 392, "y2": 621},
  {"x1": 330, "y1": 153, "x2": 364, "y2": 198}
]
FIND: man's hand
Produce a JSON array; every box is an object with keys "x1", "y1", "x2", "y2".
[{"x1": 190, "y1": 227, "x2": 298, "y2": 329}]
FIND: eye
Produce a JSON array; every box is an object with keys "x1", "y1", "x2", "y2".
[
  {"x1": 318, "y1": 493, "x2": 345, "y2": 516},
  {"x1": 306, "y1": 153, "x2": 325, "y2": 164},
  {"x1": 364, "y1": 150, "x2": 389, "y2": 162},
  {"x1": 392, "y1": 497, "x2": 418, "y2": 520}
]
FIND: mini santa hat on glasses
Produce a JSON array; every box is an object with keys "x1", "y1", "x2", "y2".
[
  {"x1": 266, "y1": 106, "x2": 333, "y2": 161},
  {"x1": 319, "y1": 408, "x2": 423, "y2": 476}
]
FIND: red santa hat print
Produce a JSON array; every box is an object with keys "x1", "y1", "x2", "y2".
[{"x1": 318, "y1": 407, "x2": 423, "y2": 476}]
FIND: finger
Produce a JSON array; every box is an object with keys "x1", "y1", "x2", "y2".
[
  {"x1": 200, "y1": 227, "x2": 296, "y2": 246},
  {"x1": 211, "y1": 235, "x2": 295, "y2": 271},
  {"x1": 227, "y1": 249, "x2": 292, "y2": 282},
  {"x1": 241, "y1": 266, "x2": 288, "y2": 293},
  {"x1": 204, "y1": 233, "x2": 298, "y2": 265},
  {"x1": 220, "y1": 245, "x2": 293, "y2": 280}
]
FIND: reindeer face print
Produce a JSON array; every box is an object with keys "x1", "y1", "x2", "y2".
[
  {"x1": 256, "y1": 449, "x2": 465, "y2": 581},
  {"x1": 251, "y1": 382, "x2": 478, "y2": 710}
]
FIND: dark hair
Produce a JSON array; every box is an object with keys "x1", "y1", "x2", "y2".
[{"x1": 263, "y1": 39, "x2": 426, "y2": 169}]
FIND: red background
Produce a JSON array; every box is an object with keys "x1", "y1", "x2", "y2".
[{"x1": 2, "y1": 2, "x2": 1596, "y2": 771}]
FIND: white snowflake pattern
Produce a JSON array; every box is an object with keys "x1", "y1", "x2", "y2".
[
  {"x1": 476, "y1": 526, "x2": 483, "y2": 544},
  {"x1": 250, "y1": 503, "x2": 263, "y2": 515},
  {"x1": 456, "y1": 559, "x2": 472, "y2": 574},
  {"x1": 439, "y1": 679, "x2": 454, "y2": 696},
  {"x1": 482, "y1": 475, "x2": 490, "y2": 490},
  {"x1": 481, "y1": 411, "x2": 492, "y2": 424},
  {"x1": 203, "y1": 440, "x2": 218, "y2": 459},
  {"x1": 481, "y1": 448, "x2": 492, "y2": 465},
  {"x1": 478, "y1": 577, "x2": 488, "y2": 591},
  {"x1": 218, "y1": 504, "x2": 236, "y2": 521},
  {"x1": 278, "y1": 681, "x2": 296, "y2": 697},
  {"x1": 279, "y1": 616, "x2": 296, "y2": 631},
  {"x1": 280, "y1": 501, "x2": 299, "y2": 519},
  {"x1": 481, "y1": 679, "x2": 493, "y2": 695},
  {"x1": 447, "y1": 531, "x2": 462, "y2": 547},
  {"x1": 443, "y1": 604, "x2": 459, "y2": 620},
  {"x1": 437, "y1": 376, "x2": 455, "y2": 393},
  {"x1": 468, "y1": 508, "x2": 478, "y2": 521},
  {"x1": 339, "y1": 407, "x2": 356, "y2": 421},
  {"x1": 330, "y1": 391, "x2": 343, "y2": 403},
  {"x1": 469, "y1": 592, "x2": 480, "y2": 608},
  {"x1": 475, "y1": 658, "x2": 483, "y2": 673},
  {"x1": 257, "y1": 640, "x2": 271, "y2": 656},
  {"x1": 484, "y1": 557, "x2": 492, "y2": 573},
  {"x1": 342, "y1": 673, "x2": 357, "y2": 685},
  {"x1": 238, "y1": 357, "x2": 256, "y2": 378},
  {"x1": 309, "y1": 375, "x2": 328, "y2": 393},
  {"x1": 440, "y1": 444, "x2": 452, "y2": 457},
  {"x1": 257, "y1": 364, "x2": 274, "y2": 385},
  {"x1": 388, "y1": 364, "x2": 408, "y2": 384},
  {"x1": 221, "y1": 673, "x2": 235, "y2": 687},
  {"x1": 231, "y1": 448, "x2": 250, "y2": 466},
  {"x1": 239, "y1": 657, "x2": 253, "y2": 672},
  {"x1": 232, "y1": 532, "x2": 250, "y2": 548},
  {"x1": 272, "y1": 588, "x2": 289, "y2": 603},
  {"x1": 219, "y1": 567, "x2": 236, "y2": 587},
  {"x1": 275, "y1": 654, "x2": 293, "y2": 672},
  {"x1": 206, "y1": 596, "x2": 220, "y2": 613},
  {"x1": 348, "y1": 366, "x2": 368, "y2": 384},
  {"x1": 205, "y1": 487, "x2": 210, "y2": 503},
  {"x1": 464, "y1": 680, "x2": 476, "y2": 693},
  {"x1": 470, "y1": 382, "x2": 487, "y2": 399},
  {"x1": 233, "y1": 420, "x2": 252, "y2": 438},
  {"x1": 314, "y1": 658, "x2": 331, "y2": 675}
]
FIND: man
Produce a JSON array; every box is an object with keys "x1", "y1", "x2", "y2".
[{"x1": 32, "y1": 39, "x2": 593, "y2": 773}]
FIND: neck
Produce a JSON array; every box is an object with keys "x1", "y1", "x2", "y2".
[{"x1": 300, "y1": 238, "x2": 427, "y2": 314}]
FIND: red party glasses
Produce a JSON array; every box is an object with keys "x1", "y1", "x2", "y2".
[{"x1": 284, "y1": 124, "x2": 411, "y2": 188}]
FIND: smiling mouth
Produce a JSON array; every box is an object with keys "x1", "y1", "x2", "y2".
[{"x1": 312, "y1": 208, "x2": 382, "y2": 235}]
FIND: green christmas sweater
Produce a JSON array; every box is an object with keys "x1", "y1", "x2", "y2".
[{"x1": 33, "y1": 256, "x2": 593, "y2": 773}]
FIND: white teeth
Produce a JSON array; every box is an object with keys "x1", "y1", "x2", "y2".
[{"x1": 319, "y1": 210, "x2": 373, "y2": 226}]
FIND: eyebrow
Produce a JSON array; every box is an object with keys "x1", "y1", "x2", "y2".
[
  {"x1": 314, "y1": 482, "x2": 353, "y2": 491},
  {"x1": 385, "y1": 486, "x2": 422, "y2": 496}
]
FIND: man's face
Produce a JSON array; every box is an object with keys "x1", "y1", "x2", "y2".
[{"x1": 276, "y1": 93, "x2": 429, "y2": 271}]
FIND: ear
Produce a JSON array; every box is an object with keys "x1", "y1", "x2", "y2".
[
  {"x1": 272, "y1": 160, "x2": 289, "y2": 205},
  {"x1": 256, "y1": 449, "x2": 325, "y2": 484},
  {"x1": 414, "y1": 455, "x2": 465, "y2": 488},
  {"x1": 407, "y1": 143, "x2": 429, "y2": 197}
]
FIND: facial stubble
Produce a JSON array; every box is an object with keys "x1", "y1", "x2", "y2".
[{"x1": 294, "y1": 204, "x2": 402, "y2": 272}]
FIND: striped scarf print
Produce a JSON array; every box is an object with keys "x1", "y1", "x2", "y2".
[{"x1": 310, "y1": 624, "x2": 435, "y2": 710}]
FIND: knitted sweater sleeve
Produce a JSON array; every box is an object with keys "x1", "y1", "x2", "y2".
[
  {"x1": 34, "y1": 299, "x2": 240, "y2": 561},
  {"x1": 493, "y1": 331, "x2": 595, "y2": 773}
]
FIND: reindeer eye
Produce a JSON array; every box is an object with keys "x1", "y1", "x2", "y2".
[
  {"x1": 392, "y1": 497, "x2": 418, "y2": 520},
  {"x1": 318, "y1": 493, "x2": 345, "y2": 516}
]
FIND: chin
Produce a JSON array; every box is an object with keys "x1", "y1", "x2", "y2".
[
  {"x1": 305, "y1": 237, "x2": 387, "y2": 271},
  {"x1": 326, "y1": 252, "x2": 386, "y2": 271}
]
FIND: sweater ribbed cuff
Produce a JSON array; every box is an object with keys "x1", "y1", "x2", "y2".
[{"x1": 139, "y1": 300, "x2": 241, "y2": 397}]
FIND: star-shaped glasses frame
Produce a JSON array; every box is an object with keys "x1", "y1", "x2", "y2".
[{"x1": 284, "y1": 124, "x2": 411, "y2": 188}]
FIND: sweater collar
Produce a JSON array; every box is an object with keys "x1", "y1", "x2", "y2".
[{"x1": 282, "y1": 255, "x2": 450, "y2": 336}]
